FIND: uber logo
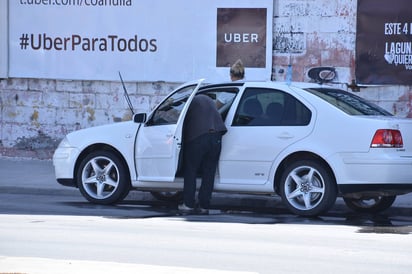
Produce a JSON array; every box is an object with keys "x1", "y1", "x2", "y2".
[
  {"x1": 224, "y1": 33, "x2": 259, "y2": 43},
  {"x1": 216, "y1": 8, "x2": 267, "y2": 68}
]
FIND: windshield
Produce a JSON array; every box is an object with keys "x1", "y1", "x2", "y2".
[
  {"x1": 148, "y1": 85, "x2": 197, "y2": 125},
  {"x1": 305, "y1": 88, "x2": 393, "y2": 116}
]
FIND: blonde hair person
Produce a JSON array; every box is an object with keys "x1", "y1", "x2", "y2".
[
  {"x1": 230, "y1": 59, "x2": 245, "y2": 81},
  {"x1": 216, "y1": 59, "x2": 245, "y2": 109}
]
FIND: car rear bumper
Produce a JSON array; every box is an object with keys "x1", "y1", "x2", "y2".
[{"x1": 334, "y1": 153, "x2": 412, "y2": 195}]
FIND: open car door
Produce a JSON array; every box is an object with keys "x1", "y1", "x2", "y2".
[{"x1": 135, "y1": 79, "x2": 204, "y2": 183}]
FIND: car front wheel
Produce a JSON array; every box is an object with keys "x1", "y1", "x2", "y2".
[
  {"x1": 343, "y1": 195, "x2": 396, "y2": 213},
  {"x1": 279, "y1": 160, "x2": 337, "y2": 216},
  {"x1": 76, "y1": 150, "x2": 130, "y2": 204}
]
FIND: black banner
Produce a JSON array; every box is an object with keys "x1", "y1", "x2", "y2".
[{"x1": 356, "y1": 0, "x2": 412, "y2": 84}]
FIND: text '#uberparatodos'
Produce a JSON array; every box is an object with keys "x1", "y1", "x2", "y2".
[{"x1": 19, "y1": 33, "x2": 157, "y2": 52}]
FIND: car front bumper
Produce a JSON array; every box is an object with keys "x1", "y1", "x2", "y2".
[{"x1": 52, "y1": 143, "x2": 80, "y2": 186}]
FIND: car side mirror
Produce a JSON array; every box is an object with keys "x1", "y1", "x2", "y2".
[{"x1": 133, "y1": 113, "x2": 147, "y2": 123}]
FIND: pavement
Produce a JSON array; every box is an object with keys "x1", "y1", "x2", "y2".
[
  {"x1": 0, "y1": 256, "x2": 256, "y2": 274},
  {"x1": 1, "y1": 156, "x2": 412, "y2": 273}
]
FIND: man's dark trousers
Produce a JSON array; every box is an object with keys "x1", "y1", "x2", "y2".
[{"x1": 183, "y1": 132, "x2": 222, "y2": 209}]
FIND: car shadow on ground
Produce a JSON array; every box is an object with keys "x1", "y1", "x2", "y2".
[
  {"x1": 2, "y1": 187, "x2": 411, "y2": 235},
  {"x1": 99, "y1": 197, "x2": 412, "y2": 235}
]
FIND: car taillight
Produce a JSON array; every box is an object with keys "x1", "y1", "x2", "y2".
[{"x1": 370, "y1": 129, "x2": 403, "y2": 148}]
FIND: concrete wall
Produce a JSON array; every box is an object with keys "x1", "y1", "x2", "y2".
[
  {"x1": 0, "y1": 78, "x2": 179, "y2": 158},
  {"x1": 272, "y1": 0, "x2": 356, "y2": 83},
  {"x1": 1, "y1": 0, "x2": 411, "y2": 158},
  {"x1": 271, "y1": 0, "x2": 412, "y2": 117}
]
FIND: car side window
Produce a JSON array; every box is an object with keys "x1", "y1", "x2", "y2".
[
  {"x1": 233, "y1": 88, "x2": 311, "y2": 126},
  {"x1": 148, "y1": 85, "x2": 196, "y2": 125}
]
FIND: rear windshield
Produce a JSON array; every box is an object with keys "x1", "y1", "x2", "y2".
[{"x1": 305, "y1": 88, "x2": 393, "y2": 116}]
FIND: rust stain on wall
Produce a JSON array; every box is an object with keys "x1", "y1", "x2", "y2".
[
  {"x1": 396, "y1": 90, "x2": 412, "y2": 118},
  {"x1": 86, "y1": 107, "x2": 95, "y2": 122},
  {"x1": 30, "y1": 109, "x2": 40, "y2": 127},
  {"x1": 30, "y1": 109, "x2": 39, "y2": 121}
]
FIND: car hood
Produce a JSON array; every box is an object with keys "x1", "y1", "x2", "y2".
[{"x1": 65, "y1": 121, "x2": 139, "y2": 148}]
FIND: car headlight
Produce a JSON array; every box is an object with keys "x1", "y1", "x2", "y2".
[
  {"x1": 57, "y1": 137, "x2": 72, "y2": 148},
  {"x1": 53, "y1": 137, "x2": 77, "y2": 162}
]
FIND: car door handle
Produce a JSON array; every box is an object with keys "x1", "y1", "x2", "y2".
[{"x1": 277, "y1": 132, "x2": 294, "y2": 139}]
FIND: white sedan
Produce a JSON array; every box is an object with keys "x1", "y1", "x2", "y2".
[{"x1": 53, "y1": 80, "x2": 412, "y2": 216}]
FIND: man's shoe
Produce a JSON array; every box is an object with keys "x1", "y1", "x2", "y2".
[{"x1": 178, "y1": 203, "x2": 194, "y2": 214}]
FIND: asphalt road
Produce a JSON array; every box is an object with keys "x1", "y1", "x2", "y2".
[
  {"x1": 1, "y1": 157, "x2": 412, "y2": 226},
  {"x1": 1, "y1": 158, "x2": 412, "y2": 273}
]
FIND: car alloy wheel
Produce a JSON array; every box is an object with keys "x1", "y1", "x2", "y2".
[
  {"x1": 280, "y1": 160, "x2": 337, "y2": 216},
  {"x1": 77, "y1": 150, "x2": 130, "y2": 204}
]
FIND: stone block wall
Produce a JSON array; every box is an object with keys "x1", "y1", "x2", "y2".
[{"x1": 0, "y1": 78, "x2": 179, "y2": 158}]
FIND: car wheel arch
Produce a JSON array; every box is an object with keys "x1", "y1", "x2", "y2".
[{"x1": 74, "y1": 143, "x2": 131, "y2": 188}]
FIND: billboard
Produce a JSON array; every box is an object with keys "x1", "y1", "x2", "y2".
[
  {"x1": 356, "y1": 0, "x2": 412, "y2": 85},
  {"x1": 9, "y1": 0, "x2": 272, "y2": 82}
]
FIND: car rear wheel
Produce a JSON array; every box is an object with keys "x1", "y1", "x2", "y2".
[
  {"x1": 343, "y1": 195, "x2": 396, "y2": 213},
  {"x1": 77, "y1": 150, "x2": 130, "y2": 204},
  {"x1": 279, "y1": 160, "x2": 337, "y2": 216}
]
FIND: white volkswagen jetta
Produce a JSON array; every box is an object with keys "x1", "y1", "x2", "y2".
[{"x1": 53, "y1": 80, "x2": 412, "y2": 216}]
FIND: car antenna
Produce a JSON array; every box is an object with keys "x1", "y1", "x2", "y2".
[{"x1": 118, "y1": 71, "x2": 135, "y2": 115}]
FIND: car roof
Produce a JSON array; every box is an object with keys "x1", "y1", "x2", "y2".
[{"x1": 199, "y1": 80, "x2": 329, "y2": 90}]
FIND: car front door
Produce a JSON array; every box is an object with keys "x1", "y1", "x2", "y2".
[{"x1": 135, "y1": 80, "x2": 203, "y2": 182}]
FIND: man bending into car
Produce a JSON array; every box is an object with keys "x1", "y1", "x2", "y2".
[{"x1": 179, "y1": 94, "x2": 227, "y2": 215}]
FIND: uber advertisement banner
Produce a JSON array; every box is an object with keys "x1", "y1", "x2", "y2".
[
  {"x1": 216, "y1": 8, "x2": 267, "y2": 68},
  {"x1": 356, "y1": 0, "x2": 412, "y2": 85},
  {"x1": 9, "y1": 0, "x2": 272, "y2": 82}
]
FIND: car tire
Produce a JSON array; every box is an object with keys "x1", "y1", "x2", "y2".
[
  {"x1": 343, "y1": 195, "x2": 396, "y2": 213},
  {"x1": 77, "y1": 150, "x2": 130, "y2": 205},
  {"x1": 150, "y1": 191, "x2": 183, "y2": 202},
  {"x1": 279, "y1": 160, "x2": 337, "y2": 216}
]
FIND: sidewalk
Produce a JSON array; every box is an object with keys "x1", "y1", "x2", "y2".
[{"x1": 0, "y1": 256, "x2": 256, "y2": 274}]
